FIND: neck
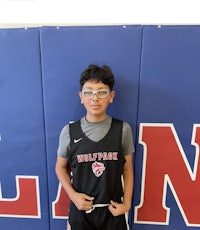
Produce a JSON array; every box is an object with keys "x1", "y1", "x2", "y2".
[{"x1": 85, "y1": 114, "x2": 107, "y2": 123}]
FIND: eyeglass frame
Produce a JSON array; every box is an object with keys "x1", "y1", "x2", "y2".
[{"x1": 81, "y1": 89, "x2": 111, "y2": 99}]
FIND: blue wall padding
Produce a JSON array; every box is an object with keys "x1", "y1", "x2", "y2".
[
  {"x1": 133, "y1": 26, "x2": 200, "y2": 230},
  {"x1": 40, "y1": 25, "x2": 142, "y2": 229},
  {"x1": 0, "y1": 28, "x2": 49, "y2": 229},
  {"x1": 1, "y1": 25, "x2": 200, "y2": 230}
]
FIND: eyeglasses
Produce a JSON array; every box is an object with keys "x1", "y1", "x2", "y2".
[{"x1": 82, "y1": 89, "x2": 111, "y2": 99}]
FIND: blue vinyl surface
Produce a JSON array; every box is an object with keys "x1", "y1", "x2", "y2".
[
  {"x1": 40, "y1": 25, "x2": 142, "y2": 229},
  {"x1": 1, "y1": 25, "x2": 200, "y2": 229},
  {"x1": 0, "y1": 28, "x2": 49, "y2": 229},
  {"x1": 133, "y1": 26, "x2": 200, "y2": 230}
]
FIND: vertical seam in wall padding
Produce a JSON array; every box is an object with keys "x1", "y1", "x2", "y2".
[
  {"x1": 130, "y1": 25, "x2": 144, "y2": 230},
  {"x1": 135, "y1": 26, "x2": 144, "y2": 149},
  {"x1": 38, "y1": 28, "x2": 51, "y2": 230}
]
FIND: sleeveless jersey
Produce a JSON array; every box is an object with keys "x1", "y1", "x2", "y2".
[{"x1": 69, "y1": 118, "x2": 125, "y2": 204}]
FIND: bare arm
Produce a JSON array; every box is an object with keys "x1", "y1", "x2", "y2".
[
  {"x1": 55, "y1": 156, "x2": 94, "y2": 211},
  {"x1": 109, "y1": 153, "x2": 133, "y2": 216}
]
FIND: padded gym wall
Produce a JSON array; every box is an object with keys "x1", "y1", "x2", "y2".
[
  {"x1": 133, "y1": 26, "x2": 200, "y2": 230},
  {"x1": 0, "y1": 28, "x2": 49, "y2": 229},
  {"x1": 40, "y1": 25, "x2": 142, "y2": 229},
  {"x1": 1, "y1": 25, "x2": 200, "y2": 230}
]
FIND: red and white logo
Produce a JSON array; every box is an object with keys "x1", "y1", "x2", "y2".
[{"x1": 92, "y1": 161, "x2": 105, "y2": 177}]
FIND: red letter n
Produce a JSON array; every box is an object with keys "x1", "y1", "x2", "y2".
[{"x1": 135, "y1": 124, "x2": 200, "y2": 227}]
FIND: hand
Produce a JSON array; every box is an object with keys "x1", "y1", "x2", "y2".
[
  {"x1": 71, "y1": 192, "x2": 94, "y2": 211},
  {"x1": 108, "y1": 200, "x2": 130, "y2": 216}
]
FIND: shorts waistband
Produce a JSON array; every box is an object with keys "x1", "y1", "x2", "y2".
[{"x1": 86, "y1": 203, "x2": 109, "y2": 213}]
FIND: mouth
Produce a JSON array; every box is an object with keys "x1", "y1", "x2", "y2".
[{"x1": 91, "y1": 105, "x2": 101, "y2": 109}]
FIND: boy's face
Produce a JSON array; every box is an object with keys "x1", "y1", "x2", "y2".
[{"x1": 79, "y1": 80, "x2": 115, "y2": 122}]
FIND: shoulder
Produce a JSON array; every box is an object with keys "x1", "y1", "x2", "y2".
[
  {"x1": 58, "y1": 124, "x2": 70, "y2": 141},
  {"x1": 122, "y1": 121, "x2": 132, "y2": 132},
  {"x1": 59, "y1": 119, "x2": 81, "y2": 138},
  {"x1": 121, "y1": 121, "x2": 134, "y2": 154},
  {"x1": 112, "y1": 117, "x2": 132, "y2": 132},
  {"x1": 122, "y1": 122, "x2": 133, "y2": 142},
  {"x1": 111, "y1": 117, "x2": 123, "y2": 126}
]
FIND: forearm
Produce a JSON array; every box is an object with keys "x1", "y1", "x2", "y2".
[
  {"x1": 108, "y1": 154, "x2": 133, "y2": 216},
  {"x1": 55, "y1": 157, "x2": 94, "y2": 211},
  {"x1": 123, "y1": 154, "x2": 134, "y2": 210},
  {"x1": 55, "y1": 159, "x2": 76, "y2": 201}
]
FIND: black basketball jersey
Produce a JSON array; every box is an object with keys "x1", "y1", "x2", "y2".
[{"x1": 68, "y1": 118, "x2": 125, "y2": 204}]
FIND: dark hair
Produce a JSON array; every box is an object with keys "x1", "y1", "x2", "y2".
[{"x1": 80, "y1": 64, "x2": 115, "y2": 90}]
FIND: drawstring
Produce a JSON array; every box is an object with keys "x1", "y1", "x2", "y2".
[{"x1": 86, "y1": 203, "x2": 109, "y2": 213}]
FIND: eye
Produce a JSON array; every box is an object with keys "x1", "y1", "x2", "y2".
[
  {"x1": 82, "y1": 90, "x2": 93, "y2": 98},
  {"x1": 97, "y1": 90, "x2": 110, "y2": 98}
]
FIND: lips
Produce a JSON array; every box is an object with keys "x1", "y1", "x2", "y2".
[{"x1": 91, "y1": 104, "x2": 101, "y2": 109}]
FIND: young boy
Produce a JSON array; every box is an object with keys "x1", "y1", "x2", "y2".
[{"x1": 55, "y1": 64, "x2": 134, "y2": 230}]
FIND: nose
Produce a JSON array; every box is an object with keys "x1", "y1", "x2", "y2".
[{"x1": 92, "y1": 93, "x2": 99, "y2": 100}]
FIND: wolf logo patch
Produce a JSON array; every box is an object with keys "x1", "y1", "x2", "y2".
[{"x1": 92, "y1": 161, "x2": 105, "y2": 177}]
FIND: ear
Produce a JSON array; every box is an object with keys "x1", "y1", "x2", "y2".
[
  {"x1": 79, "y1": 91, "x2": 84, "y2": 104},
  {"x1": 109, "y1": 90, "x2": 116, "y2": 103}
]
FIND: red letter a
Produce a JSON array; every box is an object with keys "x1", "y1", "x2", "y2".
[{"x1": 52, "y1": 183, "x2": 70, "y2": 219}]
